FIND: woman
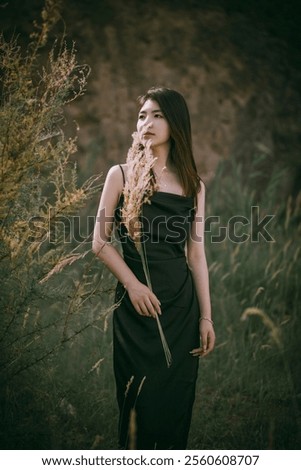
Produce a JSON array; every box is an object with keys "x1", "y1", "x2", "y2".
[{"x1": 92, "y1": 87, "x2": 215, "y2": 449}]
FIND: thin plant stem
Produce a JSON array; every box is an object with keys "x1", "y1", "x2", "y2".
[{"x1": 137, "y1": 238, "x2": 172, "y2": 368}]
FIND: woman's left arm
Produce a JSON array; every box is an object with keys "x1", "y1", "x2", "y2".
[{"x1": 187, "y1": 181, "x2": 215, "y2": 357}]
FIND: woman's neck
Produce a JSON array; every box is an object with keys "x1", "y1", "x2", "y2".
[{"x1": 152, "y1": 143, "x2": 170, "y2": 170}]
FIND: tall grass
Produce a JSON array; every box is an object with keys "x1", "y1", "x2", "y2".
[{"x1": 189, "y1": 155, "x2": 301, "y2": 449}]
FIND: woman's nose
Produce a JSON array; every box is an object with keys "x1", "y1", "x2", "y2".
[{"x1": 144, "y1": 119, "x2": 153, "y2": 129}]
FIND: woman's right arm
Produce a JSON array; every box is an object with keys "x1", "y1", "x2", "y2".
[{"x1": 92, "y1": 165, "x2": 161, "y2": 318}]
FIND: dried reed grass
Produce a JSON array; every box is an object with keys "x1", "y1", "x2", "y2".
[
  {"x1": 121, "y1": 132, "x2": 172, "y2": 368},
  {"x1": 241, "y1": 307, "x2": 282, "y2": 349}
]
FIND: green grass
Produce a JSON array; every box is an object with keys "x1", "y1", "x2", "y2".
[{"x1": 189, "y1": 155, "x2": 301, "y2": 449}]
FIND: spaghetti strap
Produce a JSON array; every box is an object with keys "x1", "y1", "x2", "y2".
[{"x1": 119, "y1": 164, "x2": 125, "y2": 186}]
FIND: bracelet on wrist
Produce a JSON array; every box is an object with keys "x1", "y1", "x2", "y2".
[{"x1": 199, "y1": 316, "x2": 214, "y2": 325}]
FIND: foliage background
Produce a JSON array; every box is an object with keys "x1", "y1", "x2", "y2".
[{"x1": 0, "y1": 0, "x2": 300, "y2": 450}]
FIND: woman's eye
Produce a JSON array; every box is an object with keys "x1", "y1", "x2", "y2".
[
  {"x1": 155, "y1": 113, "x2": 163, "y2": 118},
  {"x1": 138, "y1": 114, "x2": 145, "y2": 120}
]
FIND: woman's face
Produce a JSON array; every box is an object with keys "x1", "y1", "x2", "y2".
[{"x1": 137, "y1": 99, "x2": 170, "y2": 149}]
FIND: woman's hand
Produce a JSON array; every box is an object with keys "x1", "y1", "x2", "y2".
[
  {"x1": 126, "y1": 280, "x2": 161, "y2": 318},
  {"x1": 190, "y1": 319, "x2": 215, "y2": 357}
]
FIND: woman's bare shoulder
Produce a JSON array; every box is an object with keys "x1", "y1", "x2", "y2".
[
  {"x1": 199, "y1": 179, "x2": 206, "y2": 193},
  {"x1": 194, "y1": 179, "x2": 206, "y2": 212},
  {"x1": 101, "y1": 165, "x2": 124, "y2": 197},
  {"x1": 106, "y1": 164, "x2": 124, "y2": 180},
  {"x1": 107, "y1": 163, "x2": 128, "y2": 177}
]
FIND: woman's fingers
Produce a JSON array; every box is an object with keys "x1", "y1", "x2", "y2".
[
  {"x1": 190, "y1": 346, "x2": 210, "y2": 357},
  {"x1": 190, "y1": 347, "x2": 205, "y2": 357},
  {"x1": 190, "y1": 328, "x2": 215, "y2": 357},
  {"x1": 140, "y1": 297, "x2": 157, "y2": 318},
  {"x1": 135, "y1": 301, "x2": 151, "y2": 317},
  {"x1": 128, "y1": 284, "x2": 161, "y2": 317},
  {"x1": 127, "y1": 282, "x2": 161, "y2": 317},
  {"x1": 149, "y1": 291, "x2": 161, "y2": 315}
]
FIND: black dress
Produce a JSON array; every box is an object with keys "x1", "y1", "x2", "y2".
[{"x1": 113, "y1": 176, "x2": 200, "y2": 450}]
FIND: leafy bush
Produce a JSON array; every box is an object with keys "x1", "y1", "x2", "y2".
[{"x1": 0, "y1": 1, "x2": 117, "y2": 449}]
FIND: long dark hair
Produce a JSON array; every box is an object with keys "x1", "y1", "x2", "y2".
[{"x1": 138, "y1": 87, "x2": 201, "y2": 198}]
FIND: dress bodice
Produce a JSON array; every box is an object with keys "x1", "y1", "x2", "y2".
[{"x1": 115, "y1": 191, "x2": 195, "y2": 260}]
